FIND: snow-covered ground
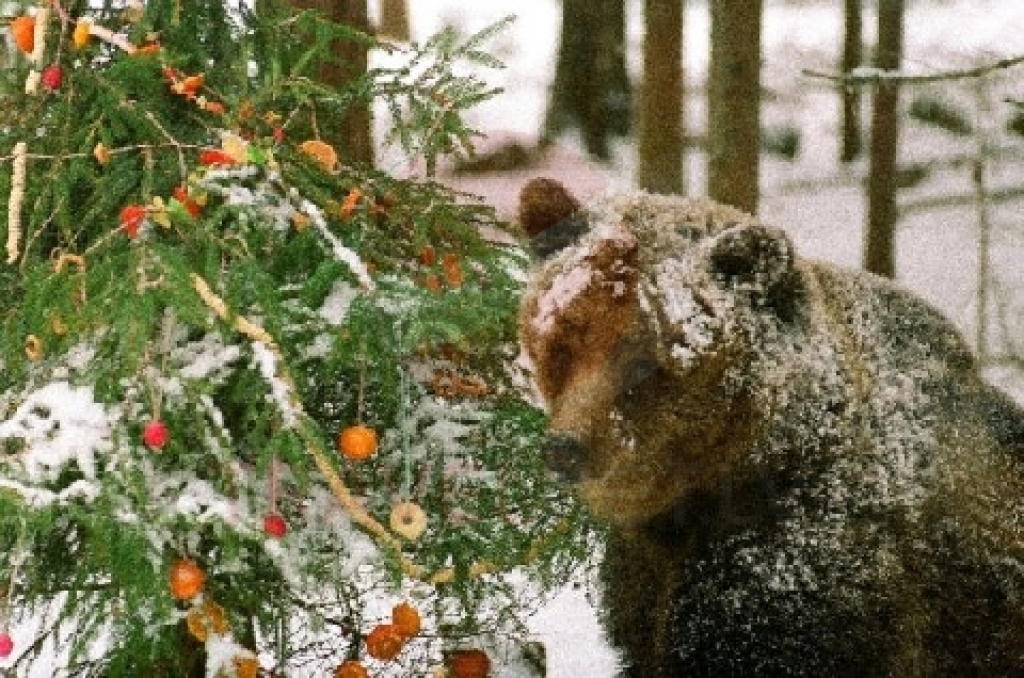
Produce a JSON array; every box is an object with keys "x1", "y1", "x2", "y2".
[{"x1": 5, "y1": 1, "x2": 1024, "y2": 675}]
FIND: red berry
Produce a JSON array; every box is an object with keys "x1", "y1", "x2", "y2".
[
  {"x1": 119, "y1": 204, "x2": 147, "y2": 238},
  {"x1": 142, "y1": 420, "x2": 169, "y2": 449},
  {"x1": 263, "y1": 513, "x2": 287, "y2": 538},
  {"x1": 0, "y1": 631, "x2": 12, "y2": 658},
  {"x1": 41, "y1": 65, "x2": 62, "y2": 92}
]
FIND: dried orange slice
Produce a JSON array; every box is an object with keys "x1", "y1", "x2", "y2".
[
  {"x1": 299, "y1": 139, "x2": 338, "y2": 172},
  {"x1": 10, "y1": 16, "x2": 35, "y2": 54}
]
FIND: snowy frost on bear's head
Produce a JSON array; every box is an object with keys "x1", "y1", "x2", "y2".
[{"x1": 518, "y1": 179, "x2": 799, "y2": 526}]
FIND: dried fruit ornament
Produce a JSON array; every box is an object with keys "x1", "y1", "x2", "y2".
[
  {"x1": 0, "y1": 631, "x2": 13, "y2": 658},
  {"x1": 142, "y1": 420, "x2": 169, "y2": 449},
  {"x1": 169, "y1": 558, "x2": 206, "y2": 600},
  {"x1": 298, "y1": 139, "x2": 338, "y2": 172},
  {"x1": 233, "y1": 654, "x2": 259, "y2": 678},
  {"x1": 72, "y1": 20, "x2": 90, "y2": 48},
  {"x1": 10, "y1": 16, "x2": 34, "y2": 54},
  {"x1": 390, "y1": 501, "x2": 428, "y2": 541},
  {"x1": 338, "y1": 424, "x2": 378, "y2": 461},
  {"x1": 365, "y1": 623, "x2": 405, "y2": 661},
  {"x1": 448, "y1": 649, "x2": 491, "y2": 678},
  {"x1": 333, "y1": 660, "x2": 370, "y2": 678},
  {"x1": 263, "y1": 513, "x2": 287, "y2": 538},
  {"x1": 391, "y1": 602, "x2": 421, "y2": 638},
  {"x1": 185, "y1": 599, "x2": 228, "y2": 642}
]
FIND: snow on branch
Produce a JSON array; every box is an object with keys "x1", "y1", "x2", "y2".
[
  {"x1": 188, "y1": 272, "x2": 421, "y2": 570},
  {"x1": 804, "y1": 54, "x2": 1024, "y2": 86}
]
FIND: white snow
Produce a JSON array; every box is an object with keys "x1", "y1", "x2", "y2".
[
  {"x1": 532, "y1": 265, "x2": 594, "y2": 334},
  {"x1": 0, "y1": 381, "x2": 113, "y2": 486},
  {"x1": 251, "y1": 341, "x2": 299, "y2": 427}
]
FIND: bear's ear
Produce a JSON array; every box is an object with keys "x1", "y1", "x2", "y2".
[
  {"x1": 708, "y1": 224, "x2": 800, "y2": 320},
  {"x1": 519, "y1": 177, "x2": 589, "y2": 259},
  {"x1": 708, "y1": 224, "x2": 795, "y2": 292}
]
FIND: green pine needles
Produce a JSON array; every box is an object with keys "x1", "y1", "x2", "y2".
[{"x1": 0, "y1": 1, "x2": 592, "y2": 675}]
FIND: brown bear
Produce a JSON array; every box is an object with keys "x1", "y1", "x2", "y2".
[{"x1": 517, "y1": 177, "x2": 1024, "y2": 677}]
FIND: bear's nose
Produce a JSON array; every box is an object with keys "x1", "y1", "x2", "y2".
[{"x1": 542, "y1": 434, "x2": 588, "y2": 481}]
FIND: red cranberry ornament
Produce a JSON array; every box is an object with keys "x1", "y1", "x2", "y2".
[
  {"x1": 263, "y1": 513, "x2": 287, "y2": 538},
  {"x1": 142, "y1": 420, "x2": 169, "y2": 449},
  {"x1": 41, "y1": 65, "x2": 62, "y2": 92},
  {"x1": 0, "y1": 631, "x2": 14, "y2": 658}
]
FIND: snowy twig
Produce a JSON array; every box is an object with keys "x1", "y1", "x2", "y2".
[{"x1": 803, "y1": 54, "x2": 1024, "y2": 86}]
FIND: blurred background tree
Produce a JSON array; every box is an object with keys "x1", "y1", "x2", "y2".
[
  {"x1": 865, "y1": 0, "x2": 905, "y2": 278},
  {"x1": 544, "y1": 0, "x2": 631, "y2": 161},
  {"x1": 840, "y1": 0, "x2": 864, "y2": 163},
  {"x1": 637, "y1": 0, "x2": 685, "y2": 195},
  {"x1": 707, "y1": 0, "x2": 763, "y2": 214}
]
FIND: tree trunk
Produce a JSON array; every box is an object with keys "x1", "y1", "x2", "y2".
[
  {"x1": 379, "y1": 0, "x2": 410, "y2": 41},
  {"x1": 290, "y1": 0, "x2": 374, "y2": 165},
  {"x1": 707, "y1": 0, "x2": 762, "y2": 214},
  {"x1": 840, "y1": 0, "x2": 863, "y2": 163},
  {"x1": 864, "y1": 0, "x2": 904, "y2": 278},
  {"x1": 544, "y1": 0, "x2": 631, "y2": 160},
  {"x1": 637, "y1": 0, "x2": 685, "y2": 194}
]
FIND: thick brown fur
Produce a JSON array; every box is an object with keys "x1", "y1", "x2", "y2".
[{"x1": 518, "y1": 179, "x2": 1024, "y2": 677}]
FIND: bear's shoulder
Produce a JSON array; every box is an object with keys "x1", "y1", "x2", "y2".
[{"x1": 806, "y1": 261, "x2": 977, "y2": 379}]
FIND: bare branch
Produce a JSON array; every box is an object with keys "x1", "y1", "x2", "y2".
[{"x1": 804, "y1": 54, "x2": 1024, "y2": 86}]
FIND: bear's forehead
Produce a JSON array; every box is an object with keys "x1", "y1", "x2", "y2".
[
  {"x1": 611, "y1": 192, "x2": 757, "y2": 246},
  {"x1": 536, "y1": 192, "x2": 759, "y2": 277}
]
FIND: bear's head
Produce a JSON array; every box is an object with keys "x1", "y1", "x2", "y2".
[{"x1": 518, "y1": 178, "x2": 800, "y2": 528}]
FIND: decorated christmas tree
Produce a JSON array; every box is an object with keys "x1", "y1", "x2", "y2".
[{"x1": 0, "y1": 1, "x2": 590, "y2": 675}]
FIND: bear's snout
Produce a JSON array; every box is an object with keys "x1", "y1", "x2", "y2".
[{"x1": 542, "y1": 433, "x2": 588, "y2": 481}]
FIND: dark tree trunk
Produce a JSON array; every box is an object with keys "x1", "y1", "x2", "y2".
[
  {"x1": 379, "y1": 0, "x2": 410, "y2": 41},
  {"x1": 544, "y1": 0, "x2": 631, "y2": 161},
  {"x1": 864, "y1": 0, "x2": 904, "y2": 278},
  {"x1": 291, "y1": 0, "x2": 374, "y2": 165},
  {"x1": 707, "y1": 0, "x2": 762, "y2": 214},
  {"x1": 637, "y1": 0, "x2": 685, "y2": 194},
  {"x1": 840, "y1": 0, "x2": 863, "y2": 162}
]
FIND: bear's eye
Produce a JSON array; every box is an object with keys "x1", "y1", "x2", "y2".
[
  {"x1": 621, "y1": 356, "x2": 659, "y2": 394},
  {"x1": 709, "y1": 245, "x2": 756, "y2": 282},
  {"x1": 675, "y1": 224, "x2": 703, "y2": 241}
]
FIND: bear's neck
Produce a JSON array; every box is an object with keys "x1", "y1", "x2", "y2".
[{"x1": 642, "y1": 461, "x2": 797, "y2": 556}]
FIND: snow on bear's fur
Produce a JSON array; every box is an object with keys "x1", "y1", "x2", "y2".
[{"x1": 517, "y1": 178, "x2": 1024, "y2": 677}]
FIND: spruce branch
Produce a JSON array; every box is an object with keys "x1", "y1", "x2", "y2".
[
  {"x1": 188, "y1": 273, "x2": 414, "y2": 565},
  {"x1": 188, "y1": 272, "x2": 519, "y2": 585}
]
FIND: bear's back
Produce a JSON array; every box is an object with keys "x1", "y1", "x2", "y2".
[{"x1": 653, "y1": 261, "x2": 1024, "y2": 676}]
